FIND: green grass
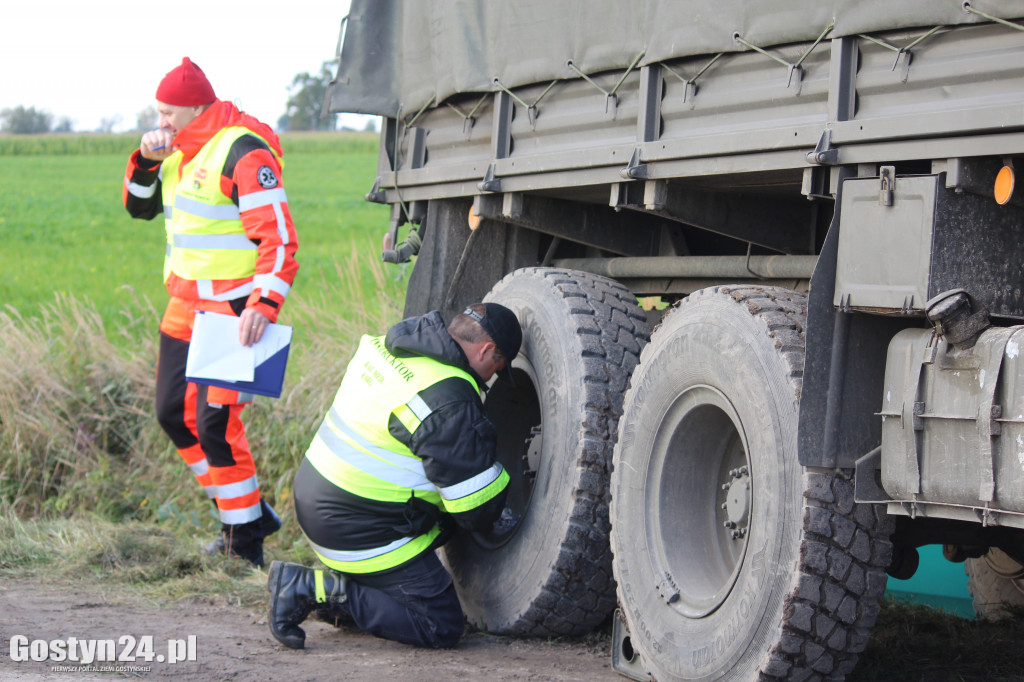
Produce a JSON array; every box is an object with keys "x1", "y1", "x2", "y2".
[
  {"x1": 0, "y1": 131, "x2": 408, "y2": 532},
  {"x1": 1, "y1": 131, "x2": 392, "y2": 325},
  {"x1": 0, "y1": 130, "x2": 379, "y2": 157},
  {"x1": 849, "y1": 597, "x2": 1024, "y2": 681}
]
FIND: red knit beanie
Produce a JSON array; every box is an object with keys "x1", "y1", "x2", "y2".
[{"x1": 156, "y1": 57, "x2": 216, "y2": 106}]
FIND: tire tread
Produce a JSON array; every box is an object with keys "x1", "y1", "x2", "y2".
[
  {"x1": 615, "y1": 285, "x2": 893, "y2": 681},
  {"x1": 490, "y1": 267, "x2": 650, "y2": 636}
]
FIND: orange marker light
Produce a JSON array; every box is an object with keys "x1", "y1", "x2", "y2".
[
  {"x1": 468, "y1": 204, "x2": 482, "y2": 230},
  {"x1": 995, "y1": 165, "x2": 1015, "y2": 205}
]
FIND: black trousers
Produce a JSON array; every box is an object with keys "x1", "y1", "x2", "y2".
[
  {"x1": 346, "y1": 551, "x2": 464, "y2": 648},
  {"x1": 294, "y1": 458, "x2": 464, "y2": 648}
]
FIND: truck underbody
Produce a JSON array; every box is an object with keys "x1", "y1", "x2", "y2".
[{"x1": 330, "y1": 2, "x2": 1024, "y2": 679}]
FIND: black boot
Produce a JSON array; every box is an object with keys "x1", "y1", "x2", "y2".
[
  {"x1": 204, "y1": 499, "x2": 281, "y2": 557},
  {"x1": 267, "y1": 561, "x2": 347, "y2": 649},
  {"x1": 313, "y1": 599, "x2": 355, "y2": 628},
  {"x1": 224, "y1": 518, "x2": 265, "y2": 568}
]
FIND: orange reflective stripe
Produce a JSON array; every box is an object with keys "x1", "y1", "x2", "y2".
[{"x1": 176, "y1": 442, "x2": 215, "y2": 497}]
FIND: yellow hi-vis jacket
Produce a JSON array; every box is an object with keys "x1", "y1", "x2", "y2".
[
  {"x1": 159, "y1": 126, "x2": 272, "y2": 284},
  {"x1": 304, "y1": 334, "x2": 510, "y2": 573}
]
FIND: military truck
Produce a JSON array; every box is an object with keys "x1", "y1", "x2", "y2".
[{"x1": 326, "y1": 1, "x2": 1024, "y2": 679}]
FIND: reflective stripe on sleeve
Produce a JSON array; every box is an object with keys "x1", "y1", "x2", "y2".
[
  {"x1": 439, "y1": 461, "x2": 504, "y2": 501},
  {"x1": 406, "y1": 394, "x2": 432, "y2": 422},
  {"x1": 253, "y1": 273, "x2": 291, "y2": 298},
  {"x1": 195, "y1": 280, "x2": 254, "y2": 301},
  {"x1": 127, "y1": 180, "x2": 157, "y2": 198},
  {"x1": 238, "y1": 187, "x2": 288, "y2": 212}
]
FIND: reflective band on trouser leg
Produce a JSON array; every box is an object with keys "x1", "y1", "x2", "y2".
[
  {"x1": 309, "y1": 527, "x2": 441, "y2": 574},
  {"x1": 178, "y1": 443, "x2": 216, "y2": 499},
  {"x1": 214, "y1": 474, "x2": 261, "y2": 524},
  {"x1": 315, "y1": 571, "x2": 326, "y2": 603},
  {"x1": 207, "y1": 403, "x2": 261, "y2": 525}
]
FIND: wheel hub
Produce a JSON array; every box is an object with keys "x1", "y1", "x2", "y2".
[
  {"x1": 647, "y1": 386, "x2": 752, "y2": 618},
  {"x1": 722, "y1": 466, "x2": 750, "y2": 540}
]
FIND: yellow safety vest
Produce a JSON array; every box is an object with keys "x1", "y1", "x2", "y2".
[
  {"x1": 160, "y1": 127, "x2": 275, "y2": 284},
  {"x1": 304, "y1": 334, "x2": 509, "y2": 573}
]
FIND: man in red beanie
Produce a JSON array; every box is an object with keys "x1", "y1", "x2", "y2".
[{"x1": 121, "y1": 57, "x2": 299, "y2": 568}]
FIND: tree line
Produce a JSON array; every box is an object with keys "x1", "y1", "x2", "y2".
[{"x1": 0, "y1": 64, "x2": 373, "y2": 134}]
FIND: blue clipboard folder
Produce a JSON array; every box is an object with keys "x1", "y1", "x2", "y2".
[{"x1": 184, "y1": 311, "x2": 293, "y2": 399}]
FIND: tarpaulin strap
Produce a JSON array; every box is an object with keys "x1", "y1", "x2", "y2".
[
  {"x1": 492, "y1": 77, "x2": 560, "y2": 127},
  {"x1": 735, "y1": 23, "x2": 834, "y2": 89},
  {"x1": 403, "y1": 97, "x2": 436, "y2": 129},
  {"x1": 963, "y1": 2, "x2": 1024, "y2": 33},
  {"x1": 858, "y1": 25, "x2": 945, "y2": 77},
  {"x1": 566, "y1": 51, "x2": 645, "y2": 100},
  {"x1": 662, "y1": 54, "x2": 724, "y2": 87},
  {"x1": 446, "y1": 94, "x2": 489, "y2": 121},
  {"x1": 493, "y1": 77, "x2": 558, "y2": 113},
  {"x1": 661, "y1": 54, "x2": 724, "y2": 105},
  {"x1": 446, "y1": 94, "x2": 490, "y2": 133}
]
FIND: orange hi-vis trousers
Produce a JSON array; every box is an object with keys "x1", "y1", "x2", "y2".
[{"x1": 155, "y1": 297, "x2": 262, "y2": 527}]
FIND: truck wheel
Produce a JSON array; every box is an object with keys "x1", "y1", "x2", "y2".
[
  {"x1": 610, "y1": 286, "x2": 894, "y2": 681},
  {"x1": 442, "y1": 267, "x2": 650, "y2": 635},
  {"x1": 966, "y1": 549, "x2": 1024, "y2": 620}
]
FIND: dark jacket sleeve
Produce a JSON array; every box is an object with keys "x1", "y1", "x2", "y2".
[
  {"x1": 122, "y1": 149, "x2": 163, "y2": 220},
  {"x1": 394, "y1": 377, "x2": 509, "y2": 531}
]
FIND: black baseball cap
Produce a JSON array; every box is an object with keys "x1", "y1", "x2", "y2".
[{"x1": 463, "y1": 303, "x2": 522, "y2": 383}]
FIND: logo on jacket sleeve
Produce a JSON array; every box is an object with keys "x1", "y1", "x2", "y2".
[{"x1": 257, "y1": 166, "x2": 279, "y2": 189}]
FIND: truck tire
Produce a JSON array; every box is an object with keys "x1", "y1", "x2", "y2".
[
  {"x1": 966, "y1": 549, "x2": 1024, "y2": 620},
  {"x1": 610, "y1": 286, "x2": 894, "y2": 681},
  {"x1": 442, "y1": 267, "x2": 650, "y2": 635}
]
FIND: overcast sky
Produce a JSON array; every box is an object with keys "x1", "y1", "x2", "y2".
[{"x1": 1, "y1": 0, "x2": 364, "y2": 133}]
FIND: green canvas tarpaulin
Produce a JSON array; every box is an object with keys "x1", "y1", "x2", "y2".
[{"x1": 327, "y1": 0, "x2": 1024, "y2": 117}]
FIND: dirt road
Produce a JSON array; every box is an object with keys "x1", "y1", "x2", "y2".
[{"x1": 0, "y1": 579, "x2": 617, "y2": 681}]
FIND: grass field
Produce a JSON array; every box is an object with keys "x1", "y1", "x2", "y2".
[
  {"x1": 1, "y1": 131, "x2": 395, "y2": 325},
  {"x1": 0, "y1": 130, "x2": 407, "y2": 530}
]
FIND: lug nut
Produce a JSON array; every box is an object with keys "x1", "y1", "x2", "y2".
[{"x1": 724, "y1": 520, "x2": 736, "y2": 529}]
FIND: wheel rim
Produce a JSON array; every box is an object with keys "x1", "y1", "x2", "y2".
[
  {"x1": 647, "y1": 384, "x2": 751, "y2": 618},
  {"x1": 476, "y1": 359, "x2": 542, "y2": 549}
]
